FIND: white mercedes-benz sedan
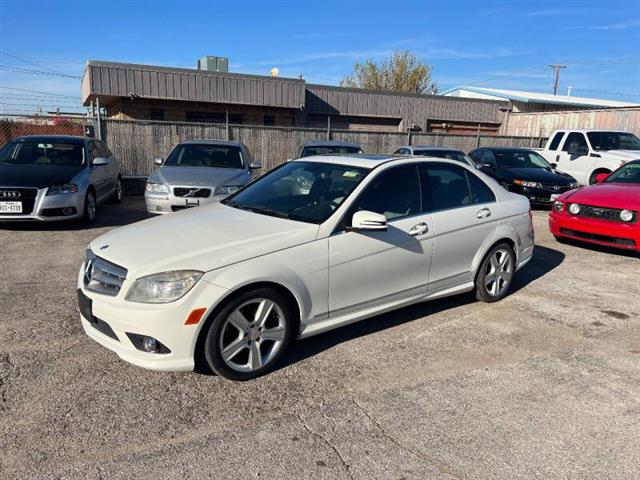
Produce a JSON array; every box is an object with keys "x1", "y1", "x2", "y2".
[{"x1": 78, "y1": 154, "x2": 534, "y2": 380}]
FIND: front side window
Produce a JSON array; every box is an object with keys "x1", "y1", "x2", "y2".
[
  {"x1": 224, "y1": 161, "x2": 368, "y2": 224},
  {"x1": 587, "y1": 132, "x2": 640, "y2": 151},
  {"x1": 480, "y1": 150, "x2": 497, "y2": 167},
  {"x1": 347, "y1": 165, "x2": 422, "y2": 222},
  {"x1": 165, "y1": 144, "x2": 244, "y2": 169},
  {"x1": 0, "y1": 140, "x2": 85, "y2": 166},
  {"x1": 562, "y1": 132, "x2": 588, "y2": 152}
]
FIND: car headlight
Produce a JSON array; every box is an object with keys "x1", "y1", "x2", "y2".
[
  {"x1": 569, "y1": 182, "x2": 579, "y2": 189},
  {"x1": 217, "y1": 185, "x2": 242, "y2": 196},
  {"x1": 620, "y1": 209, "x2": 635, "y2": 223},
  {"x1": 145, "y1": 182, "x2": 169, "y2": 195},
  {"x1": 553, "y1": 200, "x2": 564, "y2": 212},
  {"x1": 513, "y1": 179, "x2": 542, "y2": 189},
  {"x1": 568, "y1": 203, "x2": 581, "y2": 215},
  {"x1": 46, "y1": 183, "x2": 79, "y2": 195},
  {"x1": 125, "y1": 270, "x2": 203, "y2": 304}
]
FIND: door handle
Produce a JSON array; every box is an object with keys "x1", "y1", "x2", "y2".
[
  {"x1": 409, "y1": 222, "x2": 429, "y2": 236},
  {"x1": 477, "y1": 208, "x2": 492, "y2": 219}
]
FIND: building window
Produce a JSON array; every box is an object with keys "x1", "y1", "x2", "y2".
[
  {"x1": 149, "y1": 109, "x2": 165, "y2": 121},
  {"x1": 264, "y1": 114, "x2": 276, "y2": 126},
  {"x1": 185, "y1": 111, "x2": 226, "y2": 123},
  {"x1": 228, "y1": 114, "x2": 244, "y2": 125}
]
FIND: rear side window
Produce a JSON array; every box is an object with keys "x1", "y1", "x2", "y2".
[
  {"x1": 548, "y1": 132, "x2": 564, "y2": 151},
  {"x1": 349, "y1": 165, "x2": 421, "y2": 222},
  {"x1": 562, "y1": 132, "x2": 588, "y2": 152},
  {"x1": 422, "y1": 163, "x2": 494, "y2": 211}
]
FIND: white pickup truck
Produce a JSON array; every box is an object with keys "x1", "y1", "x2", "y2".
[{"x1": 537, "y1": 129, "x2": 640, "y2": 185}]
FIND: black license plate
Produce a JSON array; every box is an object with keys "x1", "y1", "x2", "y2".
[{"x1": 77, "y1": 289, "x2": 94, "y2": 322}]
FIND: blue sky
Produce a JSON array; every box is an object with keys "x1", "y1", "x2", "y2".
[{"x1": 0, "y1": 0, "x2": 639, "y2": 113}]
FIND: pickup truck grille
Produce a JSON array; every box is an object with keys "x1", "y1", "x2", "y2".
[
  {"x1": 84, "y1": 250, "x2": 128, "y2": 296},
  {"x1": 173, "y1": 187, "x2": 211, "y2": 198}
]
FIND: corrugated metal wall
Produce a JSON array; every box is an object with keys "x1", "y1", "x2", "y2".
[{"x1": 501, "y1": 107, "x2": 640, "y2": 137}]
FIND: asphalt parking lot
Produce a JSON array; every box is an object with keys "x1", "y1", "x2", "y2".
[{"x1": 1, "y1": 198, "x2": 639, "y2": 480}]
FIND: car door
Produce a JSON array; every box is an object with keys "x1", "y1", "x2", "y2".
[
  {"x1": 557, "y1": 132, "x2": 593, "y2": 184},
  {"x1": 328, "y1": 164, "x2": 434, "y2": 316},
  {"x1": 87, "y1": 141, "x2": 109, "y2": 201},
  {"x1": 96, "y1": 141, "x2": 117, "y2": 195},
  {"x1": 421, "y1": 162, "x2": 499, "y2": 293}
]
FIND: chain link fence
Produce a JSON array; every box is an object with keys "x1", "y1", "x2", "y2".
[{"x1": 1, "y1": 114, "x2": 546, "y2": 178}]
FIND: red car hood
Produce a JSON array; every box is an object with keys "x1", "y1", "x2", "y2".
[{"x1": 562, "y1": 183, "x2": 640, "y2": 210}]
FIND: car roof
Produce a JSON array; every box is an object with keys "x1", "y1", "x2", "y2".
[
  {"x1": 301, "y1": 140, "x2": 362, "y2": 148},
  {"x1": 292, "y1": 154, "x2": 471, "y2": 169},
  {"x1": 11, "y1": 135, "x2": 88, "y2": 144},
  {"x1": 478, "y1": 146, "x2": 537, "y2": 152},
  {"x1": 179, "y1": 140, "x2": 244, "y2": 147},
  {"x1": 406, "y1": 145, "x2": 465, "y2": 152}
]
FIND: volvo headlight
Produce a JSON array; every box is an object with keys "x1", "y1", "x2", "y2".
[
  {"x1": 126, "y1": 270, "x2": 203, "y2": 303},
  {"x1": 620, "y1": 210, "x2": 635, "y2": 223},
  {"x1": 145, "y1": 182, "x2": 169, "y2": 195},
  {"x1": 46, "y1": 183, "x2": 79, "y2": 195},
  {"x1": 513, "y1": 179, "x2": 542, "y2": 189},
  {"x1": 217, "y1": 185, "x2": 242, "y2": 196},
  {"x1": 568, "y1": 203, "x2": 581, "y2": 215}
]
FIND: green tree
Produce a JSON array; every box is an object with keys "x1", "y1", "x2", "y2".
[{"x1": 340, "y1": 51, "x2": 438, "y2": 95}]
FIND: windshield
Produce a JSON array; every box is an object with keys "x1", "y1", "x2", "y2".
[
  {"x1": 165, "y1": 144, "x2": 244, "y2": 168},
  {"x1": 605, "y1": 161, "x2": 640, "y2": 184},
  {"x1": 414, "y1": 149, "x2": 474, "y2": 166},
  {"x1": 0, "y1": 140, "x2": 85, "y2": 166},
  {"x1": 300, "y1": 146, "x2": 363, "y2": 157},
  {"x1": 223, "y1": 161, "x2": 368, "y2": 224},
  {"x1": 495, "y1": 150, "x2": 552, "y2": 169},
  {"x1": 587, "y1": 132, "x2": 640, "y2": 151}
]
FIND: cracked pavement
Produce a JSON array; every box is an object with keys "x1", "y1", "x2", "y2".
[{"x1": 1, "y1": 199, "x2": 639, "y2": 479}]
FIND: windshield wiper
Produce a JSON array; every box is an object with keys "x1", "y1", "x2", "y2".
[{"x1": 227, "y1": 202, "x2": 290, "y2": 219}]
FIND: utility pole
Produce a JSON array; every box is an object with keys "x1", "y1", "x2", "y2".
[{"x1": 549, "y1": 64, "x2": 567, "y2": 95}]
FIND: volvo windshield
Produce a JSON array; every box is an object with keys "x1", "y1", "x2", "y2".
[{"x1": 165, "y1": 144, "x2": 244, "y2": 169}]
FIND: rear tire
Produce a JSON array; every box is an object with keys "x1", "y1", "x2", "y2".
[
  {"x1": 109, "y1": 177, "x2": 123, "y2": 204},
  {"x1": 82, "y1": 190, "x2": 96, "y2": 224},
  {"x1": 475, "y1": 243, "x2": 516, "y2": 303},
  {"x1": 202, "y1": 287, "x2": 296, "y2": 381}
]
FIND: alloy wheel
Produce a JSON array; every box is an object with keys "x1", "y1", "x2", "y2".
[
  {"x1": 484, "y1": 248, "x2": 513, "y2": 297},
  {"x1": 219, "y1": 298, "x2": 286, "y2": 372}
]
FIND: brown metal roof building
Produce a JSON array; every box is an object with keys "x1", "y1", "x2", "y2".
[{"x1": 82, "y1": 60, "x2": 507, "y2": 134}]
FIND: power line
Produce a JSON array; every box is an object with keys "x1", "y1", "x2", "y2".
[
  {"x1": 0, "y1": 65, "x2": 81, "y2": 79},
  {"x1": 0, "y1": 85, "x2": 78, "y2": 98},
  {"x1": 0, "y1": 51, "x2": 74, "y2": 77},
  {"x1": 571, "y1": 88, "x2": 640, "y2": 99}
]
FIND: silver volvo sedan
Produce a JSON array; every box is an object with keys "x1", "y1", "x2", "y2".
[
  {"x1": 145, "y1": 140, "x2": 262, "y2": 214},
  {"x1": 0, "y1": 135, "x2": 122, "y2": 223}
]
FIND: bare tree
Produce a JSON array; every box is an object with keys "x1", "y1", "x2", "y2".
[{"x1": 341, "y1": 51, "x2": 438, "y2": 95}]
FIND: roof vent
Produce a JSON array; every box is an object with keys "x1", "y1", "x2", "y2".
[{"x1": 197, "y1": 56, "x2": 229, "y2": 73}]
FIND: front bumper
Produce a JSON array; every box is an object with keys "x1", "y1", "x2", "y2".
[
  {"x1": 549, "y1": 211, "x2": 640, "y2": 251},
  {"x1": 0, "y1": 187, "x2": 84, "y2": 222},
  {"x1": 144, "y1": 191, "x2": 227, "y2": 215},
  {"x1": 77, "y1": 263, "x2": 229, "y2": 371},
  {"x1": 512, "y1": 185, "x2": 573, "y2": 205}
]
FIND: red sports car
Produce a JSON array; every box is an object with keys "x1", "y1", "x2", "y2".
[{"x1": 549, "y1": 159, "x2": 640, "y2": 252}]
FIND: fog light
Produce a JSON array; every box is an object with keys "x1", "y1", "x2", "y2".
[
  {"x1": 142, "y1": 336, "x2": 158, "y2": 352},
  {"x1": 62, "y1": 207, "x2": 74, "y2": 216},
  {"x1": 568, "y1": 203, "x2": 581, "y2": 215}
]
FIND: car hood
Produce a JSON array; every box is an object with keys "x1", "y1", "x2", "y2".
[
  {"x1": 598, "y1": 150, "x2": 640, "y2": 161},
  {"x1": 0, "y1": 164, "x2": 84, "y2": 188},
  {"x1": 501, "y1": 167, "x2": 575, "y2": 184},
  {"x1": 89, "y1": 202, "x2": 319, "y2": 277},
  {"x1": 561, "y1": 183, "x2": 640, "y2": 210},
  {"x1": 150, "y1": 166, "x2": 250, "y2": 187}
]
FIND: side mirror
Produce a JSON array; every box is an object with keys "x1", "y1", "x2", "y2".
[
  {"x1": 92, "y1": 157, "x2": 108, "y2": 166},
  {"x1": 481, "y1": 163, "x2": 496, "y2": 170},
  {"x1": 568, "y1": 143, "x2": 588, "y2": 156},
  {"x1": 349, "y1": 210, "x2": 388, "y2": 232},
  {"x1": 153, "y1": 158, "x2": 163, "y2": 166},
  {"x1": 550, "y1": 162, "x2": 558, "y2": 169},
  {"x1": 595, "y1": 173, "x2": 609, "y2": 183},
  {"x1": 249, "y1": 160, "x2": 262, "y2": 170}
]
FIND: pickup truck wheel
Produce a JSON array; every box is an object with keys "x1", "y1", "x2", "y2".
[
  {"x1": 203, "y1": 287, "x2": 295, "y2": 381},
  {"x1": 589, "y1": 170, "x2": 610, "y2": 185}
]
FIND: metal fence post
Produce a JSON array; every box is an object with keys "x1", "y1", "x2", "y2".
[
  {"x1": 225, "y1": 109, "x2": 230, "y2": 141},
  {"x1": 96, "y1": 98, "x2": 102, "y2": 140},
  {"x1": 326, "y1": 116, "x2": 331, "y2": 140}
]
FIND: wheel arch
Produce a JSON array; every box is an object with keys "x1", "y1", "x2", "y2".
[{"x1": 471, "y1": 230, "x2": 518, "y2": 283}]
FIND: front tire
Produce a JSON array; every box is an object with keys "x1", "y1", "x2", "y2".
[
  {"x1": 82, "y1": 190, "x2": 96, "y2": 224},
  {"x1": 109, "y1": 177, "x2": 123, "y2": 204},
  {"x1": 475, "y1": 243, "x2": 516, "y2": 303},
  {"x1": 203, "y1": 288, "x2": 295, "y2": 380}
]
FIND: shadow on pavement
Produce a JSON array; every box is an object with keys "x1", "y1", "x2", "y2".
[
  {"x1": 0, "y1": 197, "x2": 149, "y2": 231},
  {"x1": 277, "y1": 244, "x2": 565, "y2": 372}
]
